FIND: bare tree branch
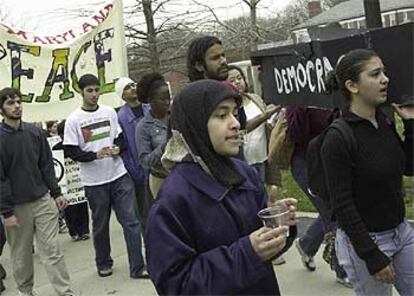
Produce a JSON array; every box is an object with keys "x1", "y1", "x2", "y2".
[{"x1": 190, "y1": 0, "x2": 238, "y2": 34}]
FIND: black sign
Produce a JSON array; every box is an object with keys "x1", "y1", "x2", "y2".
[{"x1": 251, "y1": 23, "x2": 414, "y2": 108}]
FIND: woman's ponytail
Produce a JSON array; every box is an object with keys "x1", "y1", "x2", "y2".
[{"x1": 325, "y1": 70, "x2": 339, "y2": 94}]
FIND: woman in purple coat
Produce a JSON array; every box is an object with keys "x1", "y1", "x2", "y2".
[{"x1": 145, "y1": 80, "x2": 297, "y2": 295}]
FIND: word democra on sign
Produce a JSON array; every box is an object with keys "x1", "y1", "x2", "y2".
[{"x1": 274, "y1": 57, "x2": 334, "y2": 95}]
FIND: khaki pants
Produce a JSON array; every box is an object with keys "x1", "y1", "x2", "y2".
[
  {"x1": 149, "y1": 174, "x2": 164, "y2": 198},
  {"x1": 5, "y1": 194, "x2": 73, "y2": 295}
]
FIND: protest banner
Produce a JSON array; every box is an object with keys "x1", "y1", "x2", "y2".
[
  {"x1": 51, "y1": 150, "x2": 86, "y2": 205},
  {"x1": 47, "y1": 135, "x2": 62, "y2": 149},
  {"x1": 52, "y1": 150, "x2": 67, "y2": 193},
  {"x1": 251, "y1": 23, "x2": 414, "y2": 108},
  {"x1": 0, "y1": 0, "x2": 127, "y2": 121},
  {"x1": 63, "y1": 158, "x2": 87, "y2": 205}
]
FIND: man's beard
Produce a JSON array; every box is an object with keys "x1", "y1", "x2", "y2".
[
  {"x1": 3, "y1": 111, "x2": 22, "y2": 120},
  {"x1": 208, "y1": 68, "x2": 228, "y2": 81}
]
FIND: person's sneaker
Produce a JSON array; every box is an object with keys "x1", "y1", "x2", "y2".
[
  {"x1": 59, "y1": 223, "x2": 68, "y2": 233},
  {"x1": 295, "y1": 239, "x2": 316, "y2": 271},
  {"x1": 336, "y1": 276, "x2": 353, "y2": 288},
  {"x1": 71, "y1": 235, "x2": 80, "y2": 241},
  {"x1": 131, "y1": 267, "x2": 150, "y2": 279},
  {"x1": 272, "y1": 256, "x2": 286, "y2": 265},
  {"x1": 0, "y1": 264, "x2": 6, "y2": 279},
  {"x1": 79, "y1": 233, "x2": 90, "y2": 240},
  {"x1": 0, "y1": 279, "x2": 5, "y2": 294},
  {"x1": 97, "y1": 267, "x2": 113, "y2": 277}
]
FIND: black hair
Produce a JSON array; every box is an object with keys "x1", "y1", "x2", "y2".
[
  {"x1": 187, "y1": 36, "x2": 222, "y2": 82},
  {"x1": 325, "y1": 49, "x2": 379, "y2": 103},
  {"x1": 78, "y1": 74, "x2": 99, "y2": 90},
  {"x1": 0, "y1": 87, "x2": 21, "y2": 109},
  {"x1": 46, "y1": 120, "x2": 57, "y2": 130},
  {"x1": 57, "y1": 120, "x2": 65, "y2": 137},
  {"x1": 228, "y1": 65, "x2": 249, "y2": 92},
  {"x1": 137, "y1": 72, "x2": 167, "y2": 103}
]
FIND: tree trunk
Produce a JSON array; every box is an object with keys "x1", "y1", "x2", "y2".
[
  {"x1": 250, "y1": 1, "x2": 259, "y2": 48},
  {"x1": 143, "y1": 0, "x2": 161, "y2": 72}
]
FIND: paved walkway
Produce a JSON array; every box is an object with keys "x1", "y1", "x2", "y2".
[{"x1": 0, "y1": 215, "x2": 354, "y2": 296}]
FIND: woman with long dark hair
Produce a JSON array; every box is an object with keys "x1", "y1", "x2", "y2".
[{"x1": 322, "y1": 49, "x2": 414, "y2": 295}]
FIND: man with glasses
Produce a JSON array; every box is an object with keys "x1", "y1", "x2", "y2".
[
  {"x1": 64, "y1": 74, "x2": 147, "y2": 279},
  {"x1": 115, "y1": 77, "x2": 152, "y2": 230}
]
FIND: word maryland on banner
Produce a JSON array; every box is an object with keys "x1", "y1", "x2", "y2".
[{"x1": 0, "y1": 0, "x2": 127, "y2": 122}]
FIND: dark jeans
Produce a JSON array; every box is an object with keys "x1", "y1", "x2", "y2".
[
  {"x1": 85, "y1": 174, "x2": 145, "y2": 277},
  {"x1": 64, "y1": 202, "x2": 90, "y2": 237},
  {"x1": 291, "y1": 152, "x2": 346, "y2": 278},
  {"x1": 133, "y1": 181, "x2": 153, "y2": 232},
  {"x1": 0, "y1": 219, "x2": 6, "y2": 283},
  {"x1": 0, "y1": 219, "x2": 5, "y2": 256}
]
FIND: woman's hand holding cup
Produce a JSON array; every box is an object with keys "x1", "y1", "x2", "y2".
[{"x1": 249, "y1": 226, "x2": 288, "y2": 262}]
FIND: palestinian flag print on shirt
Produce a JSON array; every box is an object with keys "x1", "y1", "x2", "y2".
[{"x1": 81, "y1": 120, "x2": 111, "y2": 143}]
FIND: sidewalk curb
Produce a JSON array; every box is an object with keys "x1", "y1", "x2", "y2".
[{"x1": 298, "y1": 211, "x2": 414, "y2": 224}]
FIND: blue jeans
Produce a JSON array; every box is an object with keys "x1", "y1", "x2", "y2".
[
  {"x1": 133, "y1": 180, "x2": 153, "y2": 231},
  {"x1": 291, "y1": 153, "x2": 333, "y2": 253},
  {"x1": 85, "y1": 174, "x2": 145, "y2": 277},
  {"x1": 291, "y1": 152, "x2": 346, "y2": 277},
  {"x1": 336, "y1": 222, "x2": 414, "y2": 296}
]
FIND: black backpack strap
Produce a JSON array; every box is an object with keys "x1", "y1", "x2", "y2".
[{"x1": 329, "y1": 118, "x2": 357, "y2": 164}]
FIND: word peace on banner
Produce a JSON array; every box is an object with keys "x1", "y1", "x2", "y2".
[{"x1": 0, "y1": 0, "x2": 127, "y2": 122}]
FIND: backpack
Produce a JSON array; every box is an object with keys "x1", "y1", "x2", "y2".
[
  {"x1": 267, "y1": 110, "x2": 295, "y2": 170},
  {"x1": 306, "y1": 118, "x2": 357, "y2": 210}
]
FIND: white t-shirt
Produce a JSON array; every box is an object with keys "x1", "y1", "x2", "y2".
[
  {"x1": 63, "y1": 105, "x2": 127, "y2": 186},
  {"x1": 243, "y1": 101, "x2": 267, "y2": 165}
]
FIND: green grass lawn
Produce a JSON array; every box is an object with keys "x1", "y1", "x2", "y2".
[
  {"x1": 278, "y1": 171, "x2": 414, "y2": 220},
  {"x1": 404, "y1": 176, "x2": 414, "y2": 219}
]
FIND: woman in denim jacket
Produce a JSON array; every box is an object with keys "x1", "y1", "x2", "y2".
[{"x1": 135, "y1": 73, "x2": 170, "y2": 197}]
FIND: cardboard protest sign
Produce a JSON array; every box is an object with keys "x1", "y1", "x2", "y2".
[
  {"x1": 251, "y1": 23, "x2": 413, "y2": 108},
  {"x1": 51, "y1": 150, "x2": 87, "y2": 205}
]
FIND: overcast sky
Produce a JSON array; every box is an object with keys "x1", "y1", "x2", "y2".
[{"x1": 0, "y1": 0, "x2": 294, "y2": 34}]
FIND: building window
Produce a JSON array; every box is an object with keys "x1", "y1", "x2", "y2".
[
  {"x1": 348, "y1": 21, "x2": 357, "y2": 29},
  {"x1": 406, "y1": 10, "x2": 414, "y2": 22},
  {"x1": 382, "y1": 14, "x2": 390, "y2": 27},
  {"x1": 397, "y1": 11, "x2": 406, "y2": 24},
  {"x1": 390, "y1": 13, "x2": 396, "y2": 26},
  {"x1": 358, "y1": 19, "x2": 366, "y2": 28}
]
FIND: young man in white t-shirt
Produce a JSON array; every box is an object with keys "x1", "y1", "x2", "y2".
[{"x1": 63, "y1": 74, "x2": 147, "y2": 279}]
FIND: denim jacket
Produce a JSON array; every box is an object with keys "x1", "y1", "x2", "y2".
[{"x1": 135, "y1": 112, "x2": 168, "y2": 177}]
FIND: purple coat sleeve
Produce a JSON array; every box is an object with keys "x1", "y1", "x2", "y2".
[{"x1": 145, "y1": 202, "x2": 270, "y2": 295}]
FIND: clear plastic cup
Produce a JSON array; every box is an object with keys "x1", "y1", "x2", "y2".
[
  {"x1": 109, "y1": 145, "x2": 120, "y2": 155},
  {"x1": 257, "y1": 203, "x2": 290, "y2": 235}
]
